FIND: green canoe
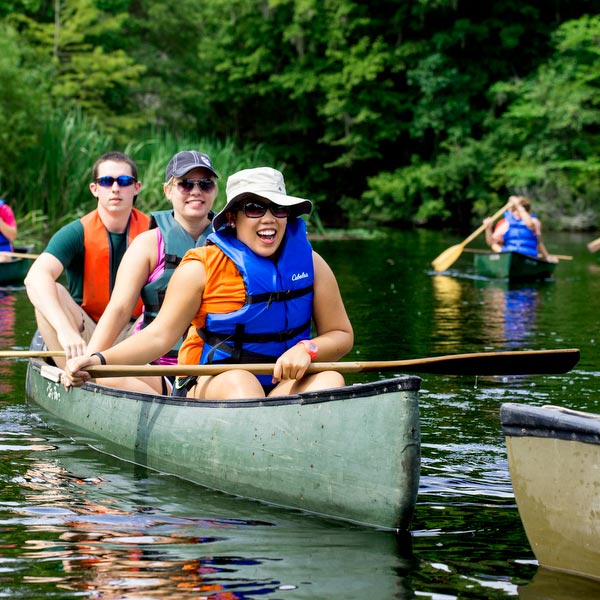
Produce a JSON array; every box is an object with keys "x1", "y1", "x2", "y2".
[
  {"x1": 474, "y1": 251, "x2": 556, "y2": 281},
  {"x1": 26, "y1": 341, "x2": 421, "y2": 531},
  {"x1": 0, "y1": 245, "x2": 34, "y2": 285}
]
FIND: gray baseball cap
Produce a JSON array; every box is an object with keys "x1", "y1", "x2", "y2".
[{"x1": 165, "y1": 150, "x2": 218, "y2": 182}]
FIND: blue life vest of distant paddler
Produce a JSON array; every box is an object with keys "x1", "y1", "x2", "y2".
[
  {"x1": 502, "y1": 210, "x2": 539, "y2": 257},
  {"x1": 197, "y1": 218, "x2": 314, "y2": 372}
]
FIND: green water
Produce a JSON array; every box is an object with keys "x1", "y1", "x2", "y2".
[{"x1": 1, "y1": 229, "x2": 599, "y2": 599}]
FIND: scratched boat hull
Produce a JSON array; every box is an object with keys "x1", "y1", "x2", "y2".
[
  {"x1": 26, "y1": 347, "x2": 421, "y2": 531},
  {"x1": 501, "y1": 403, "x2": 600, "y2": 581}
]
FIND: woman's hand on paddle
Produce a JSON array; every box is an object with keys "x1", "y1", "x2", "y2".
[
  {"x1": 62, "y1": 354, "x2": 100, "y2": 389},
  {"x1": 272, "y1": 344, "x2": 312, "y2": 383}
]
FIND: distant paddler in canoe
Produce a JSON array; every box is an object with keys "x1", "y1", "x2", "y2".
[
  {"x1": 64, "y1": 167, "x2": 354, "y2": 401},
  {"x1": 79, "y1": 150, "x2": 220, "y2": 395},
  {"x1": 431, "y1": 195, "x2": 559, "y2": 273},
  {"x1": 483, "y1": 195, "x2": 558, "y2": 263},
  {"x1": 0, "y1": 197, "x2": 18, "y2": 260}
]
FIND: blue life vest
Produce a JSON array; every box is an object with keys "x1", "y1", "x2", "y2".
[
  {"x1": 0, "y1": 200, "x2": 12, "y2": 252},
  {"x1": 502, "y1": 210, "x2": 538, "y2": 257},
  {"x1": 141, "y1": 209, "x2": 213, "y2": 357},
  {"x1": 198, "y1": 219, "x2": 314, "y2": 381}
]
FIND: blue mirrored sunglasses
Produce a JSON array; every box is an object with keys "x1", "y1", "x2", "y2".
[{"x1": 95, "y1": 175, "x2": 137, "y2": 187}]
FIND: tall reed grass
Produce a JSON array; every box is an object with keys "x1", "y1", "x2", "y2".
[{"x1": 9, "y1": 109, "x2": 277, "y2": 248}]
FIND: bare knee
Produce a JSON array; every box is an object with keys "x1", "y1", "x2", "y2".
[
  {"x1": 271, "y1": 371, "x2": 345, "y2": 396},
  {"x1": 191, "y1": 370, "x2": 265, "y2": 400}
]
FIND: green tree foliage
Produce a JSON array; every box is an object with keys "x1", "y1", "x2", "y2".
[
  {"x1": 1, "y1": 0, "x2": 599, "y2": 230},
  {"x1": 483, "y1": 14, "x2": 600, "y2": 228},
  {"x1": 360, "y1": 6, "x2": 600, "y2": 229},
  {"x1": 0, "y1": 22, "x2": 50, "y2": 196},
  {"x1": 9, "y1": 0, "x2": 145, "y2": 131}
]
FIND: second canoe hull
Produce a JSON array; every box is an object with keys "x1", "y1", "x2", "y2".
[{"x1": 501, "y1": 403, "x2": 600, "y2": 581}]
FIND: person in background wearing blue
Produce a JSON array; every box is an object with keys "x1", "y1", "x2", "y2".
[
  {"x1": 484, "y1": 195, "x2": 556, "y2": 261},
  {"x1": 0, "y1": 197, "x2": 17, "y2": 259}
]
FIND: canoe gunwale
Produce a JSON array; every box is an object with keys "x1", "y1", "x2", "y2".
[
  {"x1": 29, "y1": 357, "x2": 422, "y2": 409},
  {"x1": 501, "y1": 402, "x2": 600, "y2": 445}
]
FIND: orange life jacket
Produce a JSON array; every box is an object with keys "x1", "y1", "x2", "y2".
[
  {"x1": 177, "y1": 245, "x2": 245, "y2": 365},
  {"x1": 80, "y1": 208, "x2": 150, "y2": 322}
]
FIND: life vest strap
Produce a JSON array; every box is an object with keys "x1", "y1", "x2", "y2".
[
  {"x1": 199, "y1": 319, "x2": 311, "y2": 348},
  {"x1": 164, "y1": 253, "x2": 181, "y2": 269},
  {"x1": 246, "y1": 284, "x2": 313, "y2": 305}
]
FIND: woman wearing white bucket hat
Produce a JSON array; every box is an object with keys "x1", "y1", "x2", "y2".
[{"x1": 65, "y1": 167, "x2": 354, "y2": 400}]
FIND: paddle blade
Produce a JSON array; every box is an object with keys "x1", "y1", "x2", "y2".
[
  {"x1": 390, "y1": 348, "x2": 580, "y2": 376},
  {"x1": 431, "y1": 243, "x2": 464, "y2": 272}
]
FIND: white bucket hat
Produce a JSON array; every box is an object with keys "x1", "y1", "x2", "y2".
[{"x1": 213, "y1": 167, "x2": 312, "y2": 231}]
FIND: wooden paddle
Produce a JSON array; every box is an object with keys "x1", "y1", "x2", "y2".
[
  {"x1": 431, "y1": 203, "x2": 510, "y2": 273},
  {"x1": 0, "y1": 251, "x2": 39, "y2": 260},
  {"x1": 0, "y1": 350, "x2": 64, "y2": 358},
  {"x1": 68, "y1": 348, "x2": 578, "y2": 377},
  {"x1": 587, "y1": 237, "x2": 600, "y2": 253},
  {"x1": 9, "y1": 348, "x2": 580, "y2": 375}
]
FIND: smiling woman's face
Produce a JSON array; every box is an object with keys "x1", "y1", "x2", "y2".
[{"x1": 230, "y1": 199, "x2": 288, "y2": 258}]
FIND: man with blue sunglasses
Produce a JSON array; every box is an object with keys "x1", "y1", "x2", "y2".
[{"x1": 25, "y1": 151, "x2": 150, "y2": 369}]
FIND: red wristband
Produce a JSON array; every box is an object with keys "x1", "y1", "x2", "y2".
[{"x1": 298, "y1": 340, "x2": 318, "y2": 361}]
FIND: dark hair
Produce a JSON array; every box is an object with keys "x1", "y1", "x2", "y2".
[
  {"x1": 92, "y1": 152, "x2": 138, "y2": 180},
  {"x1": 517, "y1": 196, "x2": 532, "y2": 212}
]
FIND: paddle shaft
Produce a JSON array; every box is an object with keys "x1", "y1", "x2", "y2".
[
  {"x1": 0, "y1": 350, "x2": 65, "y2": 358},
  {"x1": 75, "y1": 349, "x2": 579, "y2": 377},
  {"x1": 431, "y1": 203, "x2": 510, "y2": 272},
  {"x1": 461, "y1": 203, "x2": 510, "y2": 247},
  {"x1": 0, "y1": 251, "x2": 39, "y2": 260}
]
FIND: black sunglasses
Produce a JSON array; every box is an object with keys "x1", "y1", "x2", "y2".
[
  {"x1": 240, "y1": 200, "x2": 290, "y2": 219},
  {"x1": 95, "y1": 175, "x2": 137, "y2": 187},
  {"x1": 176, "y1": 178, "x2": 216, "y2": 194}
]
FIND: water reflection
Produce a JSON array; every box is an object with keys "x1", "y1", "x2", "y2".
[
  {"x1": 0, "y1": 290, "x2": 16, "y2": 394},
  {"x1": 430, "y1": 275, "x2": 465, "y2": 349},
  {"x1": 2, "y1": 232, "x2": 599, "y2": 599},
  {"x1": 1, "y1": 432, "x2": 418, "y2": 599},
  {"x1": 518, "y1": 566, "x2": 600, "y2": 599},
  {"x1": 478, "y1": 282, "x2": 541, "y2": 348}
]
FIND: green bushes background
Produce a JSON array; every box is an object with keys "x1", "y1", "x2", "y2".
[{"x1": 1, "y1": 1, "x2": 599, "y2": 239}]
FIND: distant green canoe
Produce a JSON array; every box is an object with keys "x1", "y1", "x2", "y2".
[
  {"x1": 474, "y1": 251, "x2": 556, "y2": 281},
  {"x1": 26, "y1": 339, "x2": 422, "y2": 531},
  {"x1": 0, "y1": 246, "x2": 34, "y2": 285}
]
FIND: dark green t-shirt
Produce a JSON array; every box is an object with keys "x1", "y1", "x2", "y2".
[{"x1": 44, "y1": 220, "x2": 128, "y2": 305}]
